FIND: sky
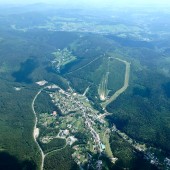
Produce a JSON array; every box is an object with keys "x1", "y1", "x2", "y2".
[{"x1": 0, "y1": 0, "x2": 169, "y2": 7}]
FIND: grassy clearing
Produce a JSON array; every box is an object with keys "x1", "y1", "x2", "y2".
[
  {"x1": 98, "y1": 72, "x2": 109, "y2": 101},
  {"x1": 102, "y1": 58, "x2": 130, "y2": 108}
]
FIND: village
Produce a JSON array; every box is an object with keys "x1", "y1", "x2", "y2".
[
  {"x1": 37, "y1": 83, "x2": 116, "y2": 166},
  {"x1": 35, "y1": 81, "x2": 170, "y2": 169},
  {"x1": 51, "y1": 48, "x2": 77, "y2": 72},
  {"x1": 49, "y1": 86, "x2": 112, "y2": 165}
]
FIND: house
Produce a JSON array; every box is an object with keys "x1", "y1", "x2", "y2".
[
  {"x1": 100, "y1": 143, "x2": 106, "y2": 150},
  {"x1": 52, "y1": 111, "x2": 57, "y2": 116},
  {"x1": 63, "y1": 129, "x2": 69, "y2": 136}
]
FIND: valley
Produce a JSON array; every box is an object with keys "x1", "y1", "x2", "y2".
[{"x1": 0, "y1": 3, "x2": 170, "y2": 170}]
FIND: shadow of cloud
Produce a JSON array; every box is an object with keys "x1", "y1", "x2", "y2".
[{"x1": 0, "y1": 152, "x2": 36, "y2": 170}]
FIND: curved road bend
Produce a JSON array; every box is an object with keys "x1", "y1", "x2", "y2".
[{"x1": 32, "y1": 87, "x2": 47, "y2": 170}]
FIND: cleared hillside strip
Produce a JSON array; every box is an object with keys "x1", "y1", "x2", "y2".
[{"x1": 102, "y1": 58, "x2": 130, "y2": 108}]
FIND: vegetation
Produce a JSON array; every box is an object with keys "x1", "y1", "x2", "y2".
[
  {"x1": 106, "y1": 65, "x2": 170, "y2": 152},
  {"x1": 34, "y1": 91, "x2": 58, "y2": 115},
  {"x1": 109, "y1": 133, "x2": 158, "y2": 170},
  {"x1": 0, "y1": 13, "x2": 79, "y2": 169},
  {"x1": 0, "y1": 152, "x2": 36, "y2": 170},
  {"x1": 44, "y1": 146, "x2": 78, "y2": 170},
  {"x1": 39, "y1": 138, "x2": 66, "y2": 154},
  {"x1": 0, "y1": 4, "x2": 170, "y2": 170}
]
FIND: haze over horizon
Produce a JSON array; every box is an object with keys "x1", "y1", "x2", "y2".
[{"x1": 0, "y1": 0, "x2": 169, "y2": 7}]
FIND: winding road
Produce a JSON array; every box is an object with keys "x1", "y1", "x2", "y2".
[
  {"x1": 32, "y1": 85, "x2": 69, "y2": 170},
  {"x1": 32, "y1": 88, "x2": 46, "y2": 170}
]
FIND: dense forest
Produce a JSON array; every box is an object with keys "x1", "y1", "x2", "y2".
[{"x1": 0, "y1": 3, "x2": 170, "y2": 170}]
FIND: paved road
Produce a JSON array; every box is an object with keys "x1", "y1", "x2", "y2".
[
  {"x1": 32, "y1": 85, "x2": 68, "y2": 170},
  {"x1": 32, "y1": 87, "x2": 47, "y2": 170}
]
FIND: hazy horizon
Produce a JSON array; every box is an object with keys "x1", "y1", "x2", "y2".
[{"x1": 0, "y1": 0, "x2": 170, "y2": 7}]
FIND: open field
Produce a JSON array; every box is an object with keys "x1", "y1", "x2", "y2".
[{"x1": 102, "y1": 58, "x2": 131, "y2": 108}]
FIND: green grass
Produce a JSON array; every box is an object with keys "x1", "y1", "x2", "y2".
[{"x1": 39, "y1": 138, "x2": 66, "y2": 154}]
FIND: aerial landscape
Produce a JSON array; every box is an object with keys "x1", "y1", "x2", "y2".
[{"x1": 0, "y1": 0, "x2": 170, "y2": 169}]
